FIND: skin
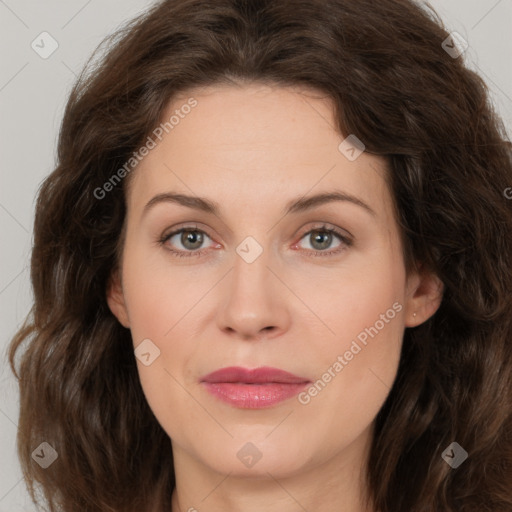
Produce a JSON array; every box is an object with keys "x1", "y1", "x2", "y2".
[{"x1": 107, "y1": 82, "x2": 443, "y2": 512}]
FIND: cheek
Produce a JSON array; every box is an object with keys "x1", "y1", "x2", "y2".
[
  {"x1": 120, "y1": 244, "x2": 210, "y2": 426},
  {"x1": 318, "y1": 302, "x2": 403, "y2": 399},
  {"x1": 295, "y1": 250, "x2": 406, "y2": 419},
  {"x1": 303, "y1": 248, "x2": 406, "y2": 355},
  {"x1": 122, "y1": 260, "x2": 200, "y2": 440},
  {"x1": 121, "y1": 240, "x2": 204, "y2": 344}
]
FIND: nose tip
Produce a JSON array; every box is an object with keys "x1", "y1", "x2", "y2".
[{"x1": 216, "y1": 251, "x2": 289, "y2": 340}]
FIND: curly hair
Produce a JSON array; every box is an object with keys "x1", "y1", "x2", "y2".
[{"x1": 8, "y1": 0, "x2": 512, "y2": 510}]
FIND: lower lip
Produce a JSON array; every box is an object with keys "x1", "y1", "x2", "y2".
[{"x1": 202, "y1": 382, "x2": 309, "y2": 409}]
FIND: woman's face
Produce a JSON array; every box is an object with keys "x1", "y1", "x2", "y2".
[{"x1": 108, "y1": 83, "x2": 441, "y2": 482}]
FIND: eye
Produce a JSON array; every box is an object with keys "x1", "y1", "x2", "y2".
[
  {"x1": 159, "y1": 223, "x2": 353, "y2": 259},
  {"x1": 159, "y1": 225, "x2": 218, "y2": 258},
  {"x1": 294, "y1": 224, "x2": 353, "y2": 257}
]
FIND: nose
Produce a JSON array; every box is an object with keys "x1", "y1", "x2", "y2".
[{"x1": 216, "y1": 243, "x2": 290, "y2": 341}]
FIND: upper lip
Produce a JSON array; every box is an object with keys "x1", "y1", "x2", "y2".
[{"x1": 201, "y1": 366, "x2": 310, "y2": 384}]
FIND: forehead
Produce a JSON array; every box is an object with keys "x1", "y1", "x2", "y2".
[{"x1": 126, "y1": 83, "x2": 391, "y2": 221}]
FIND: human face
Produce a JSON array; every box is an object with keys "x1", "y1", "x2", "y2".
[{"x1": 108, "y1": 82, "x2": 422, "y2": 483}]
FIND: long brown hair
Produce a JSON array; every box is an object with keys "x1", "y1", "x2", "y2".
[{"x1": 8, "y1": 0, "x2": 512, "y2": 510}]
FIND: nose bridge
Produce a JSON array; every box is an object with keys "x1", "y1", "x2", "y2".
[
  {"x1": 230, "y1": 233, "x2": 274, "y2": 305},
  {"x1": 217, "y1": 233, "x2": 288, "y2": 337}
]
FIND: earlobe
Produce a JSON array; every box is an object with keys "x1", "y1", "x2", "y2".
[
  {"x1": 106, "y1": 269, "x2": 131, "y2": 328},
  {"x1": 404, "y1": 267, "x2": 444, "y2": 327}
]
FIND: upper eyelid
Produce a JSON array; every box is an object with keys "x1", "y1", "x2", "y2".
[{"x1": 161, "y1": 222, "x2": 213, "y2": 240}]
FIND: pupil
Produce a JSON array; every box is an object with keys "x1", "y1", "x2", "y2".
[
  {"x1": 312, "y1": 231, "x2": 331, "y2": 250},
  {"x1": 182, "y1": 230, "x2": 203, "y2": 249}
]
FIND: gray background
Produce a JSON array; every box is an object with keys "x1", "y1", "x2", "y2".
[{"x1": 1, "y1": 0, "x2": 511, "y2": 509}]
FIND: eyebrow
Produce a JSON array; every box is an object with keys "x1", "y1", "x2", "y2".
[{"x1": 142, "y1": 190, "x2": 376, "y2": 218}]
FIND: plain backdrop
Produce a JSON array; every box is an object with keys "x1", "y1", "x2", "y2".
[{"x1": 1, "y1": 0, "x2": 511, "y2": 509}]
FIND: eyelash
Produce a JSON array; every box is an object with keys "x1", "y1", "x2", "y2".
[{"x1": 158, "y1": 224, "x2": 353, "y2": 259}]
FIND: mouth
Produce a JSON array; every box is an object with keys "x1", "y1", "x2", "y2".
[{"x1": 200, "y1": 366, "x2": 311, "y2": 409}]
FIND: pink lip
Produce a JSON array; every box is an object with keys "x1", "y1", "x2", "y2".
[{"x1": 200, "y1": 366, "x2": 311, "y2": 409}]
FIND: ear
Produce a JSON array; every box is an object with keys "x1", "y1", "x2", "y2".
[
  {"x1": 404, "y1": 263, "x2": 444, "y2": 327},
  {"x1": 106, "y1": 268, "x2": 131, "y2": 328}
]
